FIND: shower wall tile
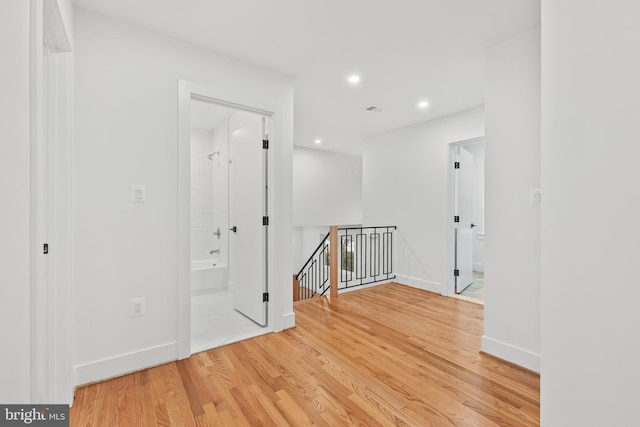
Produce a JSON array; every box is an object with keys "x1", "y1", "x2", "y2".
[
  {"x1": 211, "y1": 121, "x2": 229, "y2": 267},
  {"x1": 190, "y1": 125, "x2": 229, "y2": 265},
  {"x1": 191, "y1": 131, "x2": 214, "y2": 261}
]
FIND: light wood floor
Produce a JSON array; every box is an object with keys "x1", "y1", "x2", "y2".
[{"x1": 70, "y1": 283, "x2": 540, "y2": 426}]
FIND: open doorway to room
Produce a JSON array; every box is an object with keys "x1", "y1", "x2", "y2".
[
  {"x1": 184, "y1": 96, "x2": 271, "y2": 355},
  {"x1": 450, "y1": 138, "x2": 485, "y2": 302}
]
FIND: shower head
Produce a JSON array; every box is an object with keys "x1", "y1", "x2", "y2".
[{"x1": 207, "y1": 151, "x2": 221, "y2": 168}]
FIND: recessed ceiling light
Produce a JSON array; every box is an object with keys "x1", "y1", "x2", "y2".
[
  {"x1": 418, "y1": 101, "x2": 429, "y2": 109},
  {"x1": 348, "y1": 75, "x2": 361, "y2": 84},
  {"x1": 314, "y1": 139, "x2": 322, "y2": 144}
]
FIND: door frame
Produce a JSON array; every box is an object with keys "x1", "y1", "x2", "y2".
[
  {"x1": 30, "y1": 0, "x2": 74, "y2": 404},
  {"x1": 447, "y1": 137, "x2": 484, "y2": 297},
  {"x1": 177, "y1": 80, "x2": 275, "y2": 359}
]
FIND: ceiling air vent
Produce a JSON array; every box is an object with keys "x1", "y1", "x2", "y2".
[{"x1": 364, "y1": 105, "x2": 383, "y2": 113}]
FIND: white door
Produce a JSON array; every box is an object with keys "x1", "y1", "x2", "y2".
[
  {"x1": 228, "y1": 111, "x2": 268, "y2": 326},
  {"x1": 454, "y1": 146, "x2": 474, "y2": 293}
]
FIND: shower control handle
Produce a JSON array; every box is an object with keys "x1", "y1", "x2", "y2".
[{"x1": 229, "y1": 226, "x2": 237, "y2": 233}]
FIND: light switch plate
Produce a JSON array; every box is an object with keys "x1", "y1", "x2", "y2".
[
  {"x1": 529, "y1": 189, "x2": 541, "y2": 207},
  {"x1": 131, "y1": 184, "x2": 146, "y2": 203}
]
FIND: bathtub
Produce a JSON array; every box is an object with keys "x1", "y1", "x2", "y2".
[{"x1": 191, "y1": 259, "x2": 228, "y2": 295}]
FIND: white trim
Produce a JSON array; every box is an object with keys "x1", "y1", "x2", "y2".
[
  {"x1": 394, "y1": 274, "x2": 442, "y2": 294},
  {"x1": 281, "y1": 312, "x2": 296, "y2": 330},
  {"x1": 30, "y1": 0, "x2": 44, "y2": 401},
  {"x1": 47, "y1": 51, "x2": 75, "y2": 405},
  {"x1": 338, "y1": 280, "x2": 394, "y2": 294},
  {"x1": 30, "y1": 0, "x2": 75, "y2": 405},
  {"x1": 177, "y1": 81, "x2": 191, "y2": 360},
  {"x1": 74, "y1": 342, "x2": 178, "y2": 387},
  {"x1": 481, "y1": 335, "x2": 540, "y2": 373}
]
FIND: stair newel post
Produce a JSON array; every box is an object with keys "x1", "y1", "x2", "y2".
[
  {"x1": 292, "y1": 274, "x2": 300, "y2": 302},
  {"x1": 330, "y1": 226, "x2": 339, "y2": 299}
]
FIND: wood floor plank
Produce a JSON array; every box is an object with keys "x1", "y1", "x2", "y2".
[
  {"x1": 70, "y1": 283, "x2": 539, "y2": 426},
  {"x1": 196, "y1": 403, "x2": 219, "y2": 427},
  {"x1": 248, "y1": 384, "x2": 291, "y2": 427},
  {"x1": 273, "y1": 389, "x2": 316, "y2": 426}
]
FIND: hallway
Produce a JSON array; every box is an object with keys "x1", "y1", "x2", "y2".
[{"x1": 71, "y1": 283, "x2": 539, "y2": 426}]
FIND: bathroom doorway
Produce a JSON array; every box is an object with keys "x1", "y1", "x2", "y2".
[
  {"x1": 449, "y1": 137, "x2": 485, "y2": 301},
  {"x1": 187, "y1": 98, "x2": 270, "y2": 354}
]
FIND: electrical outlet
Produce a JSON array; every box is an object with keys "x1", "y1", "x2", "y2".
[{"x1": 130, "y1": 298, "x2": 146, "y2": 317}]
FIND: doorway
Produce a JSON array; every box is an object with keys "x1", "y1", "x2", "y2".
[
  {"x1": 449, "y1": 138, "x2": 485, "y2": 301},
  {"x1": 179, "y1": 85, "x2": 272, "y2": 357}
]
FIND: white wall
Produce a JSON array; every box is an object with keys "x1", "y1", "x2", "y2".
[
  {"x1": 483, "y1": 27, "x2": 541, "y2": 372},
  {"x1": 73, "y1": 9, "x2": 293, "y2": 386},
  {"x1": 362, "y1": 107, "x2": 484, "y2": 293},
  {"x1": 293, "y1": 147, "x2": 362, "y2": 227},
  {"x1": 292, "y1": 147, "x2": 362, "y2": 273},
  {"x1": 541, "y1": 1, "x2": 640, "y2": 424},
  {"x1": 0, "y1": 0, "x2": 31, "y2": 403},
  {"x1": 292, "y1": 226, "x2": 330, "y2": 273}
]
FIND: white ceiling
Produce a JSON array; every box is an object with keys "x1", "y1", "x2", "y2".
[{"x1": 73, "y1": 0, "x2": 540, "y2": 154}]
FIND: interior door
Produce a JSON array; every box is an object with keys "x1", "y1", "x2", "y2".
[
  {"x1": 228, "y1": 110, "x2": 267, "y2": 326},
  {"x1": 454, "y1": 146, "x2": 474, "y2": 293}
]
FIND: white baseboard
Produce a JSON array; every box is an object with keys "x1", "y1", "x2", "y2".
[
  {"x1": 281, "y1": 312, "x2": 296, "y2": 330},
  {"x1": 473, "y1": 263, "x2": 484, "y2": 272},
  {"x1": 481, "y1": 335, "x2": 540, "y2": 373},
  {"x1": 339, "y1": 280, "x2": 392, "y2": 294},
  {"x1": 74, "y1": 342, "x2": 178, "y2": 388},
  {"x1": 395, "y1": 274, "x2": 442, "y2": 294}
]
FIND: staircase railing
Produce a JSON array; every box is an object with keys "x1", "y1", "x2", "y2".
[
  {"x1": 294, "y1": 226, "x2": 397, "y2": 301},
  {"x1": 294, "y1": 232, "x2": 331, "y2": 300},
  {"x1": 338, "y1": 226, "x2": 396, "y2": 290}
]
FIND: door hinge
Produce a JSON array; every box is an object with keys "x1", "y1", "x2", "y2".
[
  {"x1": 262, "y1": 292, "x2": 269, "y2": 302},
  {"x1": 263, "y1": 139, "x2": 269, "y2": 149},
  {"x1": 43, "y1": 243, "x2": 49, "y2": 255},
  {"x1": 454, "y1": 161, "x2": 460, "y2": 169},
  {"x1": 454, "y1": 269, "x2": 459, "y2": 277},
  {"x1": 263, "y1": 216, "x2": 269, "y2": 226},
  {"x1": 454, "y1": 216, "x2": 460, "y2": 223}
]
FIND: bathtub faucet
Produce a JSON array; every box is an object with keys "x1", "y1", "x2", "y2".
[{"x1": 209, "y1": 249, "x2": 220, "y2": 254}]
